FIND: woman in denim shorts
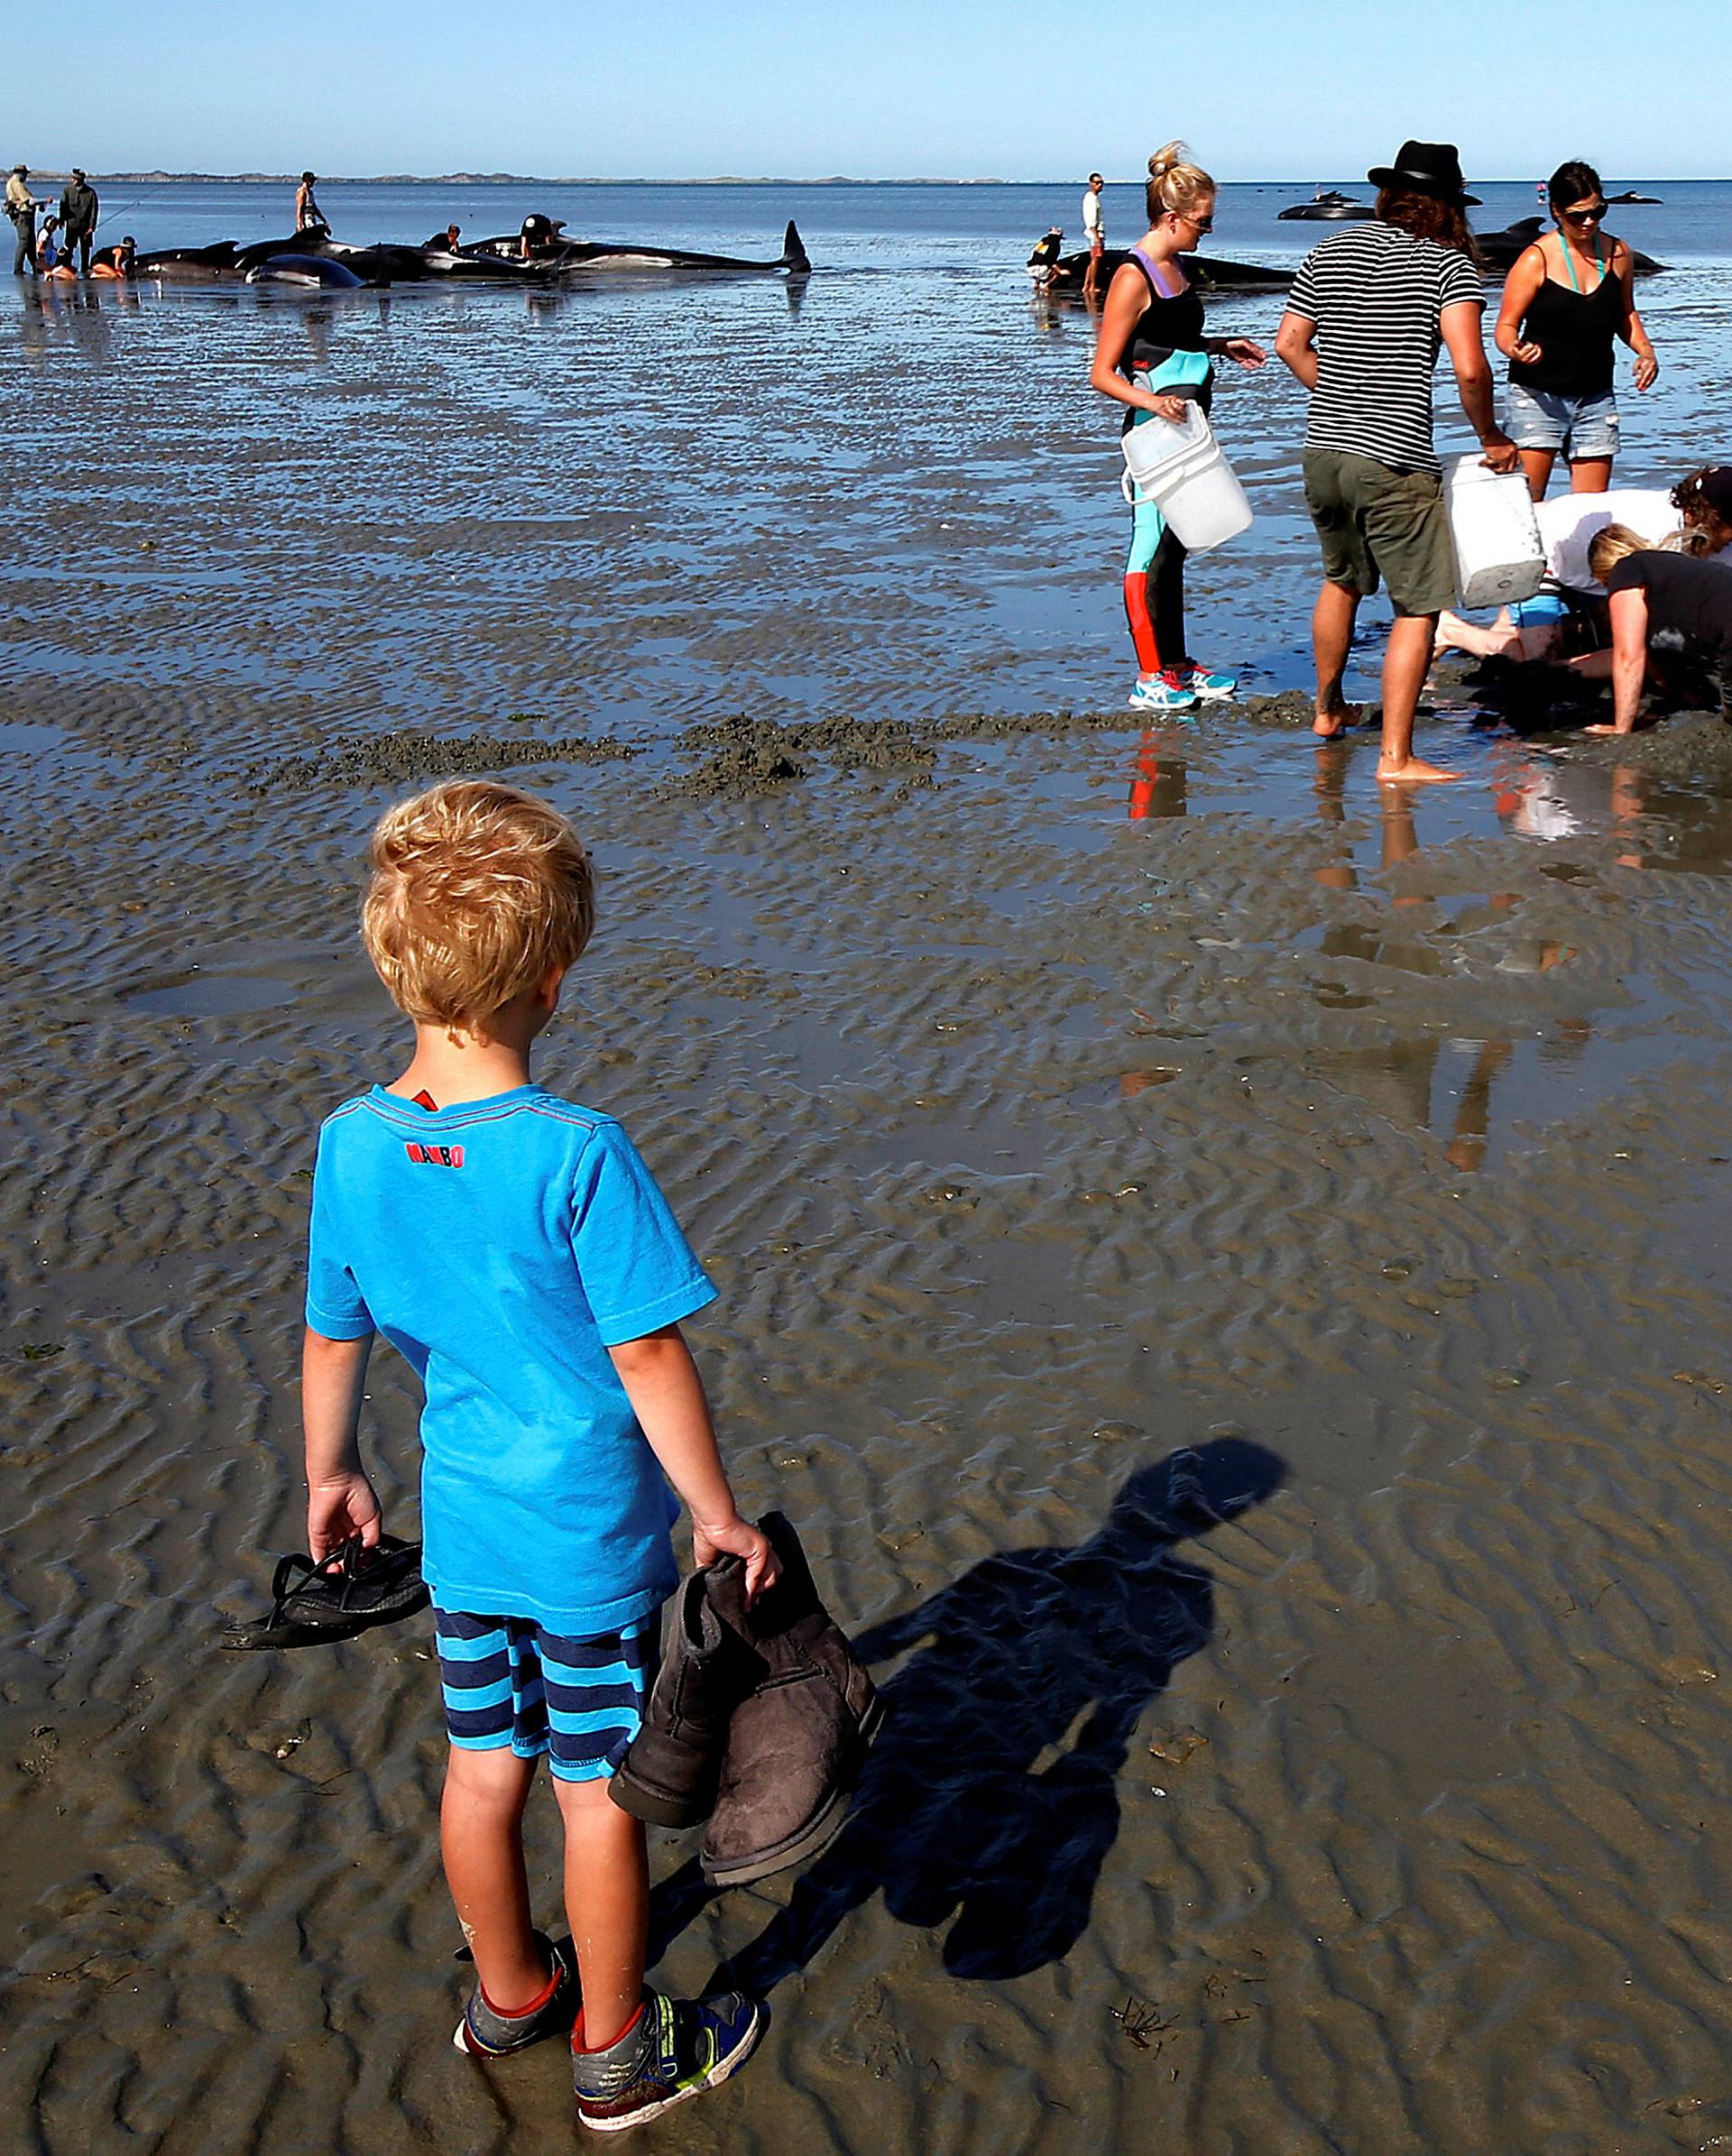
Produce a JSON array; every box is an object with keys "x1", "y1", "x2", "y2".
[{"x1": 1494, "y1": 158, "x2": 1658, "y2": 502}]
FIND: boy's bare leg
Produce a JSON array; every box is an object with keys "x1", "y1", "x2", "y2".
[
  {"x1": 1312, "y1": 580, "x2": 1365, "y2": 738},
  {"x1": 1377, "y1": 613, "x2": 1456, "y2": 782},
  {"x1": 442, "y1": 1747, "x2": 548, "y2": 2009},
  {"x1": 1435, "y1": 606, "x2": 1522, "y2": 660},
  {"x1": 556, "y1": 1774, "x2": 650, "y2": 2050}
]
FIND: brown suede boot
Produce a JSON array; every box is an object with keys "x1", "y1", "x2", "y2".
[
  {"x1": 699, "y1": 1513, "x2": 883, "y2": 1886},
  {"x1": 609, "y1": 1561, "x2": 764, "y2": 1829}
]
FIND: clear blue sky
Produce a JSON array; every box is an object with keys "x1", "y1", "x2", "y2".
[{"x1": 11, "y1": 0, "x2": 1726, "y2": 180}]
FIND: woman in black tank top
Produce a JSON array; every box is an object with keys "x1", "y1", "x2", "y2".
[
  {"x1": 1494, "y1": 159, "x2": 1657, "y2": 502},
  {"x1": 1087, "y1": 140, "x2": 1265, "y2": 716}
]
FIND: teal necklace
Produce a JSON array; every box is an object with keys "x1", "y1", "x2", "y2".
[{"x1": 1557, "y1": 226, "x2": 1606, "y2": 293}]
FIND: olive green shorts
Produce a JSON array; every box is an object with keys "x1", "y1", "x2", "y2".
[{"x1": 1302, "y1": 450, "x2": 1455, "y2": 618}]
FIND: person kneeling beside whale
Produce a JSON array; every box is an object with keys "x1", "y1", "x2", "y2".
[
  {"x1": 1581, "y1": 522, "x2": 1732, "y2": 734},
  {"x1": 1433, "y1": 485, "x2": 1686, "y2": 666}
]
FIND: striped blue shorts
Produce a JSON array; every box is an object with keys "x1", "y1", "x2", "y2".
[{"x1": 433, "y1": 1608, "x2": 655, "y2": 1783}]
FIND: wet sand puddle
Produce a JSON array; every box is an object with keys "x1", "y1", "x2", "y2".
[{"x1": 5, "y1": 231, "x2": 1732, "y2": 2153}]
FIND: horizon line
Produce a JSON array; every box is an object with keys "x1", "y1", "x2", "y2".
[{"x1": 20, "y1": 170, "x2": 1705, "y2": 189}]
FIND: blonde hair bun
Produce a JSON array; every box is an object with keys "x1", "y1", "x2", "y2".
[{"x1": 1145, "y1": 140, "x2": 1215, "y2": 223}]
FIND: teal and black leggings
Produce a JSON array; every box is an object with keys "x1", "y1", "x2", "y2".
[{"x1": 1123, "y1": 353, "x2": 1213, "y2": 676}]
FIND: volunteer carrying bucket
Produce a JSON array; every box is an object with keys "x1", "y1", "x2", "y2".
[
  {"x1": 1120, "y1": 403, "x2": 1254, "y2": 552},
  {"x1": 1443, "y1": 454, "x2": 1545, "y2": 609}
]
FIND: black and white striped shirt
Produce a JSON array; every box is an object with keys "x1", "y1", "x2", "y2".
[{"x1": 1285, "y1": 223, "x2": 1484, "y2": 473}]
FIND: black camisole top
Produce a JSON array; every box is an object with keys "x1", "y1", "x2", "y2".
[{"x1": 1508, "y1": 248, "x2": 1623, "y2": 398}]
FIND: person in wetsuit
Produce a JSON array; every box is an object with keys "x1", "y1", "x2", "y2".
[
  {"x1": 1088, "y1": 139, "x2": 1266, "y2": 714},
  {"x1": 1583, "y1": 524, "x2": 1732, "y2": 733},
  {"x1": 1494, "y1": 159, "x2": 1657, "y2": 501}
]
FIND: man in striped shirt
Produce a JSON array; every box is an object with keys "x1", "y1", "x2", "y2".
[{"x1": 1275, "y1": 140, "x2": 1518, "y2": 782}]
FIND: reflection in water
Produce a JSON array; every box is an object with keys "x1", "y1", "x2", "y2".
[
  {"x1": 1303, "y1": 751, "x2": 1598, "y2": 1169},
  {"x1": 1119, "y1": 739, "x2": 1643, "y2": 1167},
  {"x1": 1128, "y1": 730, "x2": 1186, "y2": 821},
  {"x1": 21, "y1": 282, "x2": 122, "y2": 363}
]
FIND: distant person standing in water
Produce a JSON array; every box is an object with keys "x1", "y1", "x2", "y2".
[
  {"x1": 1275, "y1": 138, "x2": 1518, "y2": 780},
  {"x1": 1089, "y1": 140, "x2": 1267, "y2": 714},
  {"x1": 58, "y1": 168, "x2": 98, "y2": 275},
  {"x1": 7, "y1": 163, "x2": 40, "y2": 275},
  {"x1": 295, "y1": 170, "x2": 329, "y2": 235},
  {"x1": 1082, "y1": 171, "x2": 1106, "y2": 301},
  {"x1": 1494, "y1": 159, "x2": 1657, "y2": 502}
]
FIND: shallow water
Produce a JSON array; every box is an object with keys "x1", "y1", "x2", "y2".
[{"x1": 5, "y1": 185, "x2": 1732, "y2": 2156}]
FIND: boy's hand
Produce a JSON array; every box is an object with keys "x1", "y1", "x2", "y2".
[
  {"x1": 693, "y1": 1516, "x2": 780, "y2": 1605},
  {"x1": 308, "y1": 1471, "x2": 382, "y2": 1562}
]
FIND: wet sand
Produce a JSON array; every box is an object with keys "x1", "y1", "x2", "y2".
[{"x1": 6, "y1": 253, "x2": 1732, "y2": 2154}]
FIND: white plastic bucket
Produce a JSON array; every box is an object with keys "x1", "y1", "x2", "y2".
[
  {"x1": 1120, "y1": 404, "x2": 1255, "y2": 552},
  {"x1": 1444, "y1": 455, "x2": 1545, "y2": 609}
]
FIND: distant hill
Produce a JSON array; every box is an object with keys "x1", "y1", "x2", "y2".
[{"x1": 48, "y1": 170, "x2": 1013, "y2": 188}]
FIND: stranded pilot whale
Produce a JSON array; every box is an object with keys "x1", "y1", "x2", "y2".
[
  {"x1": 465, "y1": 218, "x2": 813, "y2": 277},
  {"x1": 1474, "y1": 215, "x2": 1666, "y2": 277},
  {"x1": 1027, "y1": 232, "x2": 1294, "y2": 298}
]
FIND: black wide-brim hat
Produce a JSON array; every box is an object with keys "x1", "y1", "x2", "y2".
[{"x1": 1368, "y1": 140, "x2": 1481, "y2": 207}]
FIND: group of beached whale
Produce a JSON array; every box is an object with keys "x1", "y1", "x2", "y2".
[
  {"x1": 1029, "y1": 209, "x2": 1667, "y2": 302},
  {"x1": 134, "y1": 216, "x2": 812, "y2": 290}
]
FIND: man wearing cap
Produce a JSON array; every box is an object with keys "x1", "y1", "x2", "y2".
[
  {"x1": 6, "y1": 162, "x2": 41, "y2": 276},
  {"x1": 1275, "y1": 139, "x2": 1519, "y2": 783},
  {"x1": 58, "y1": 168, "x2": 98, "y2": 275}
]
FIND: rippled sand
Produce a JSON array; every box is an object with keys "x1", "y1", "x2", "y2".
[{"x1": 5, "y1": 257, "x2": 1732, "y2": 2154}]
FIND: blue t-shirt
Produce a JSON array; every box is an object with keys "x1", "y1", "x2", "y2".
[{"x1": 304, "y1": 1085, "x2": 716, "y2": 1632}]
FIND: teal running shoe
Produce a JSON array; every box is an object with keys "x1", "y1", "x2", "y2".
[
  {"x1": 1127, "y1": 674, "x2": 1199, "y2": 715},
  {"x1": 574, "y1": 1988, "x2": 762, "y2": 2133},
  {"x1": 454, "y1": 1931, "x2": 581, "y2": 2057},
  {"x1": 1175, "y1": 662, "x2": 1239, "y2": 701}
]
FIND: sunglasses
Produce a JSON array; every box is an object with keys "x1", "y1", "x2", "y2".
[
  {"x1": 1175, "y1": 212, "x2": 1214, "y2": 234},
  {"x1": 1561, "y1": 203, "x2": 1608, "y2": 223}
]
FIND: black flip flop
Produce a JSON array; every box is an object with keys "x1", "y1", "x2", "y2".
[{"x1": 219, "y1": 1533, "x2": 430, "y2": 1651}]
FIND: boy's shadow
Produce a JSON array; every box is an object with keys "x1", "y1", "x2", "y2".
[{"x1": 650, "y1": 1439, "x2": 1285, "y2": 1988}]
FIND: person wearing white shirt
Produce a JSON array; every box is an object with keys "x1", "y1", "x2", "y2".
[{"x1": 1082, "y1": 172, "x2": 1105, "y2": 300}]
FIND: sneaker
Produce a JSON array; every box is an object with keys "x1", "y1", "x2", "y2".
[
  {"x1": 454, "y1": 1932, "x2": 581, "y2": 2057},
  {"x1": 1127, "y1": 674, "x2": 1199, "y2": 715},
  {"x1": 1175, "y1": 662, "x2": 1238, "y2": 702},
  {"x1": 574, "y1": 1988, "x2": 762, "y2": 2133}
]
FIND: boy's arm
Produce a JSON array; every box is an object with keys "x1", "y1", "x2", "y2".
[
  {"x1": 607, "y1": 1323, "x2": 778, "y2": 1600},
  {"x1": 302, "y1": 1328, "x2": 382, "y2": 1559}
]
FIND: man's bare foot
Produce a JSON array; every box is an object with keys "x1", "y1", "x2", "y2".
[
  {"x1": 1376, "y1": 757, "x2": 1459, "y2": 785},
  {"x1": 1583, "y1": 723, "x2": 1634, "y2": 736},
  {"x1": 1313, "y1": 702, "x2": 1365, "y2": 741}
]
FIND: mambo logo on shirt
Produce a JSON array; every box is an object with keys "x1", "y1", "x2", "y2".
[{"x1": 404, "y1": 1141, "x2": 465, "y2": 1168}]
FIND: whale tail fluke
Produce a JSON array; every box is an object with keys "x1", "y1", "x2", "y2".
[{"x1": 781, "y1": 220, "x2": 811, "y2": 273}]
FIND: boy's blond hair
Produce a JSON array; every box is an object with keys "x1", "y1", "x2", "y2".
[
  {"x1": 1586, "y1": 522, "x2": 1651, "y2": 585},
  {"x1": 361, "y1": 780, "x2": 594, "y2": 1028}
]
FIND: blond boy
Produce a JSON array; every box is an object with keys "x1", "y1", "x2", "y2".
[{"x1": 301, "y1": 779, "x2": 775, "y2": 2130}]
